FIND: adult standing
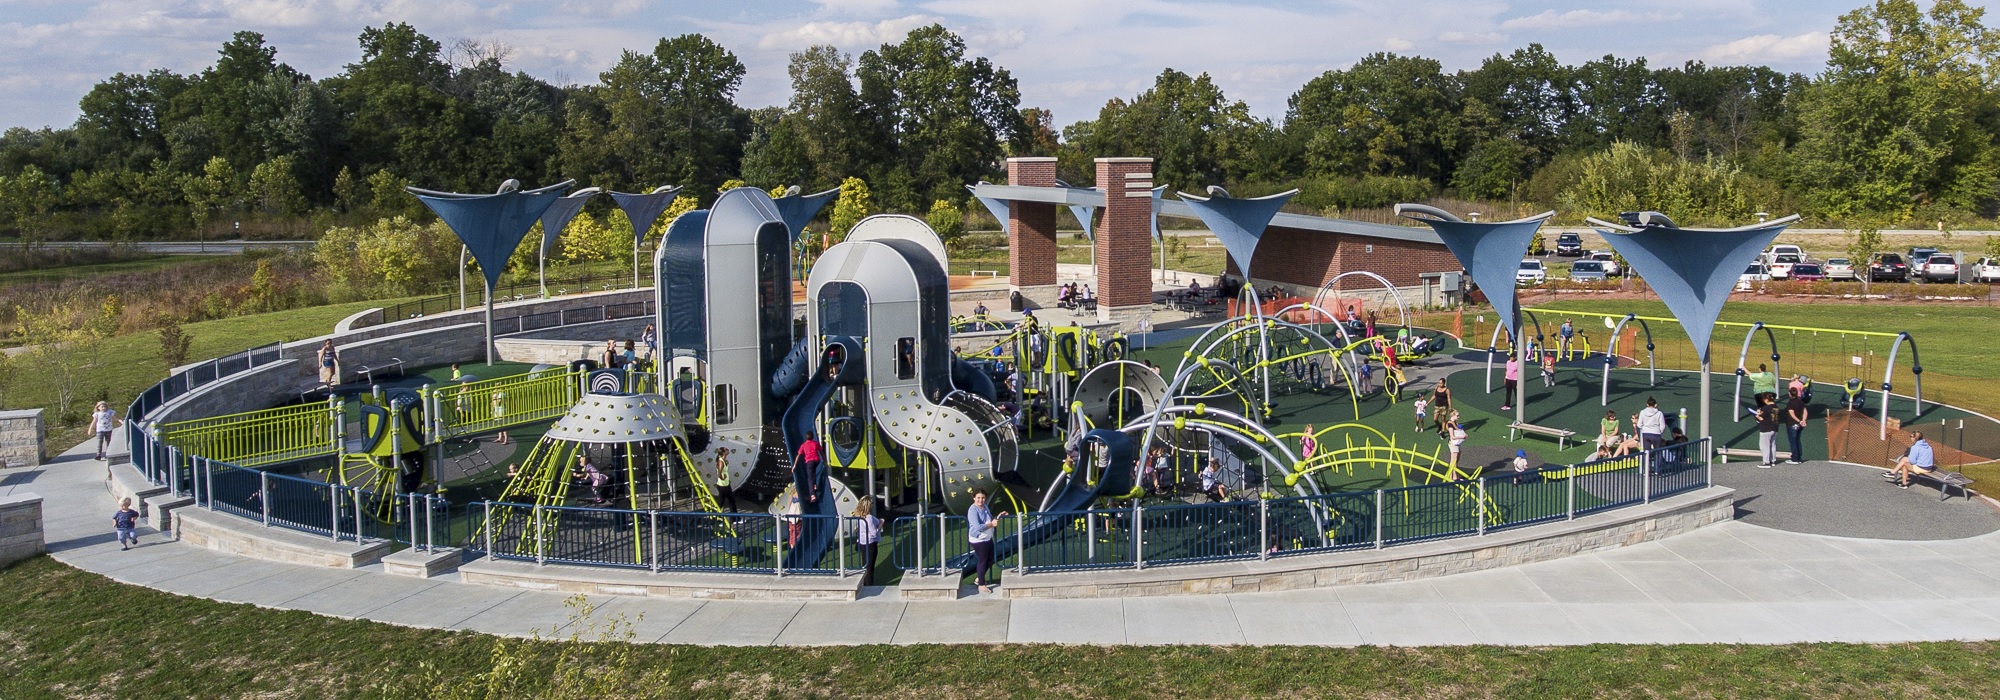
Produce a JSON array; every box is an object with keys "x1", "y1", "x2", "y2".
[
  {"x1": 1558, "y1": 319, "x2": 1575, "y2": 360},
  {"x1": 601, "y1": 339, "x2": 621, "y2": 369},
  {"x1": 967, "y1": 489, "x2": 1006, "y2": 594},
  {"x1": 1784, "y1": 386, "x2": 1810, "y2": 464},
  {"x1": 1636, "y1": 398, "x2": 1667, "y2": 452},
  {"x1": 317, "y1": 339, "x2": 340, "y2": 387},
  {"x1": 1430, "y1": 381, "x2": 1453, "y2": 436},
  {"x1": 640, "y1": 323, "x2": 658, "y2": 361},
  {"x1": 712, "y1": 447, "x2": 738, "y2": 513},
  {"x1": 91, "y1": 401, "x2": 120, "y2": 461},
  {"x1": 1754, "y1": 394, "x2": 1781, "y2": 468},
  {"x1": 1502, "y1": 355, "x2": 1521, "y2": 412},
  {"x1": 853, "y1": 499, "x2": 882, "y2": 586}
]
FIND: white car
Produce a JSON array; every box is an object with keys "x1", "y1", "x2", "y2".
[
  {"x1": 1588, "y1": 251, "x2": 1621, "y2": 276},
  {"x1": 1824, "y1": 258, "x2": 1856, "y2": 281},
  {"x1": 1767, "y1": 253, "x2": 1801, "y2": 279},
  {"x1": 1975, "y1": 257, "x2": 2000, "y2": 283},
  {"x1": 1763, "y1": 244, "x2": 1804, "y2": 265},
  {"x1": 1737, "y1": 262, "x2": 1771, "y2": 291},
  {"x1": 1516, "y1": 259, "x2": 1547, "y2": 285},
  {"x1": 1919, "y1": 254, "x2": 1960, "y2": 283}
]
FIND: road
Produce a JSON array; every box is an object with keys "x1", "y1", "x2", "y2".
[{"x1": 23, "y1": 240, "x2": 313, "y2": 255}]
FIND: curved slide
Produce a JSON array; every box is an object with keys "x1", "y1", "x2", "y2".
[
  {"x1": 950, "y1": 428, "x2": 1136, "y2": 570},
  {"x1": 779, "y1": 336, "x2": 861, "y2": 570}
]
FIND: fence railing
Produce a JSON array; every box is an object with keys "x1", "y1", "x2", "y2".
[
  {"x1": 376, "y1": 271, "x2": 643, "y2": 325},
  {"x1": 467, "y1": 502, "x2": 866, "y2": 576},
  {"x1": 185, "y1": 456, "x2": 450, "y2": 550},
  {"x1": 128, "y1": 341, "x2": 285, "y2": 479},
  {"x1": 158, "y1": 400, "x2": 339, "y2": 467},
  {"x1": 431, "y1": 368, "x2": 580, "y2": 440}
]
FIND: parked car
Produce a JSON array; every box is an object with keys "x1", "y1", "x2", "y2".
[
  {"x1": 1908, "y1": 246, "x2": 1940, "y2": 267},
  {"x1": 1868, "y1": 253, "x2": 1909, "y2": 282},
  {"x1": 1738, "y1": 262, "x2": 1771, "y2": 290},
  {"x1": 1824, "y1": 258, "x2": 1856, "y2": 281},
  {"x1": 1762, "y1": 244, "x2": 1804, "y2": 266},
  {"x1": 1976, "y1": 257, "x2": 2000, "y2": 283},
  {"x1": 1919, "y1": 254, "x2": 1960, "y2": 283},
  {"x1": 1588, "y1": 251, "x2": 1622, "y2": 276},
  {"x1": 1789, "y1": 263, "x2": 1826, "y2": 281},
  {"x1": 1768, "y1": 253, "x2": 1802, "y2": 279},
  {"x1": 1555, "y1": 232, "x2": 1584, "y2": 256},
  {"x1": 1517, "y1": 259, "x2": 1547, "y2": 285},
  {"x1": 1568, "y1": 260, "x2": 1608, "y2": 282}
]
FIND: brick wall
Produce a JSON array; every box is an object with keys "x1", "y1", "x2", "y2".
[
  {"x1": 1007, "y1": 158, "x2": 1058, "y2": 289},
  {"x1": 1234, "y1": 225, "x2": 1460, "y2": 292},
  {"x1": 0, "y1": 409, "x2": 44, "y2": 469},
  {"x1": 1095, "y1": 158, "x2": 1155, "y2": 309}
]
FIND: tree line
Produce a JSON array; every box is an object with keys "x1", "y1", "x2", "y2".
[{"x1": 1, "y1": 0, "x2": 1996, "y2": 244}]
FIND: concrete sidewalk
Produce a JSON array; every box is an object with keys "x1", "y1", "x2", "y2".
[{"x1": 15, "y1": 436, "x2": 2000, "y2": 646}]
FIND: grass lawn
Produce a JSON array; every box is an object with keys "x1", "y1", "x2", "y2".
[
  {"x1": 4, "y1": 555, "x2": 2000, "y2": 698},
  {"x1": 7, "y1": 299, "x2": 414, "y2": 447}
]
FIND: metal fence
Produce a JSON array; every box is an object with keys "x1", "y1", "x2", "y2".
[
  {"x1": 376, "y1": 271, "x2": 641, "y2": 324},
  {"x1": 127, "y1": 341, "x2": 285, "y2": 479},
  {"x1": 467, "y1": 502, "x2": 866, "y2": 576},
  {"x1": 185, "y1": 456, "x2": 450, "y2": 550}
]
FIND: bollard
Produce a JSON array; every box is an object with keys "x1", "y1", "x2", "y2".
[
  {"x1": 1134, "y1": 504, "x2": 1145, "y2": 570},
  {"x1": 482, "y1": 502, "x2": 493, "y2": 558},
  {"x1": 1373, "y1": 489, "x2": 1384, "y2": 548},
  {"x1": 1476, "y1": 478, "x2": 1487, "y2": 536},
  {"x1": 260, "y1": 469, "x2": 271, "y2": 527},
  {"x1": 649, "y1": 511, "x2": 660, "y2": 573},
  {"x1": 774, "y1": 512, "x2": 785, "y2": 579},
  {"x1": 1567, "y1": 470, "x2": 1576, "y2": 520},
  {"x1": 1259, "y1": 496, "x2": 1270, "y2": 561}
]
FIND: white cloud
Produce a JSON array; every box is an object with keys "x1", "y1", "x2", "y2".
[
  {"x1": 1436, "y1": 31, "x2": 1506, "y2": 44},
  {"x1": 813, "y1": 0, "x2": 900, "y2": 13},
  {"x1": 558, "y1": 0, "x2": 652, "y2": 18},
  {"x1": 1499, "y1": 9, "x2": 1676, "y2": 31},
  {"x1": 1384, "y1": 37, "x2": 1414, "y2": 51},
  {"x1": 1700, "y1": 31, "x2": 1828, "y2": 64},
  {"x1": 756, "y1": 14, "x2": 940, "y2": 50}
]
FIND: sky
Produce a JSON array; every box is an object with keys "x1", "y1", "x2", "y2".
[{"x1": 0, "y1": 0, "x2": 1949, "y2": 132}]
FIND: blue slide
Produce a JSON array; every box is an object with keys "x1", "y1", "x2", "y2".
[
  {"x1": 779, "y1": 337, "x2": 860, "y2": 570},
  {"x1": 950, "y1": 429, "x2": 1136, "y2": 570}
]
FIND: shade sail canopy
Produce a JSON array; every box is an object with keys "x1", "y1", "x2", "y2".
[
  {"x1": 409, "y1": 180, "x2": 573, "y2": 289},
  {"x1": 544, "y1": 392, "x2": 686, "y2": 444},
  {"x1": 1395, "y1": 204, "x2": 1554, "y2": 339},
  {"x1": 772, "y1": 187, "x2": 840, "y2": 242},
  {"x1": 607, "y1": 186, "x2": 683, "y2": 245},
  {"x1": 539, "y1": 187, "x2": 599, "y2": 255},
  {"x1": 1176, "y1": 188, "x2": 1298, "y2": 279},
  {"x1": 1586, "y1": 213, "x2": 1800, "y2": 362},
  {"x1": 1068, "y1": 204, "x2": 1096, "y2": 239}
]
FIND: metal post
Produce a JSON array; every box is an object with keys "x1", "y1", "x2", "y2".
[
  {"x1": 774, "y1": 512, "x2": 785, "y2": 579},
  {"x1": 1643, "y1": 456, "x2": 1653, "y2": 504},
  {"x1": 649, "y1": 511, "x2": 660, "y2": 573},
  {"x1": 1087, "y1": 512, "x2": 1096, "y2": 560},
  {"x1": 329, "y1": 486, "x2": 341, "y2": 542},
  {"x1": 535, "y1": 505, "x2": 546, "y2": 565},
  {"x1": 168, "y1": 447, "x2": 182, "y2": 497},
  {"x1": 203, "y1": 458, "x2": 213, "y2": 510},
  {"x1": 482, "y1": 502, "x2": 493, "y2": 557},
  {"x1": 260, "y1": 470, "x2": 271, "y2": 527},
  {"x1": 1704, "y1": 438, "x2": 1714, "y2": 486},
  {"x1": 425, "y1": 495, "x2": 436, "y2": 551},
  {"x1": 408, "y1": 496, "x2": 419, "y2": 550},
  {"x1": 1014, "y1": 515, "x2": 1025, "y2": 577},
  {"x1": 914, "y1": 513, "x2": 926, "y2": 578},
  {"x1": 938, "y1": 515, "x2": 948, "y2": 575},
  {"x1": 1373, "y1": 489, "x2": 1384, "y2": 549},
  {"x1": 1567, "y1": 469, "x2": 1576, "y2": 520},
  {"x1": 484, "y1": 279, "x2": 495, "y2": 366},
  {"x1": 1476, "y1": 478, "x2": 1486, "y2": 536},
  {"x1": 354, "y1": 486, "x2": 366, "y2": 541},
  {"x1": 1133, "y1": 504, "x2": 1145, "y2": 570},
  {"x1": 840, "y1": 517, "x2": 849, "y2": 577},
  {"x1": 1258, "y1": 496, "x2": 1269, "y2": 561}
]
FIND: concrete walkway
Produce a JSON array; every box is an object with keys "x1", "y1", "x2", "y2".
[{"x1": 14, "y1": 436, "x2": 2000, "y2": 646}]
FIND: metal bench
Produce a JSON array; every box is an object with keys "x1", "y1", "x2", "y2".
[
  {"x1": 350, "y1": 358, "x2": 406, "y2": 385},
  {"x1": 1508, "y1": 421, "x2": 1577, "y2": 450},
  {"x1": 1908, "y1": 468, "x2": 1977, "y2": 501}
]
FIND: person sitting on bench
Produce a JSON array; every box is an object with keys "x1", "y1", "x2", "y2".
[{"x1": 1886, "y1": 431, "x2": 1938, "y2": 490}]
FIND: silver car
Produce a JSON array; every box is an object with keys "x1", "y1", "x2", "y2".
[{"x1": 1568, "y1": 260, "x2": 1608, "y2": 282}]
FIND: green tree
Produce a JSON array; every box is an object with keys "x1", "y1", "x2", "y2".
[
  {"x1": 248, "y1": 156, "x2": 307, "y2": 216},
  {"x1": 926, "y1": 199, "x2": 964, "y2": 248},
  {"x1": 1791, "y1": 0, "x2": 2000, "y2": 220},
  {"x1": 569, "y1": 34, "x2": 746, "y2": 196},
  {"x1": 0, "y1": 164, "x2": 59, "y2": 251},
  {"x1": 1848, "y1": 223, "x2": 1887, "y2": 294},
  {"x1": 1069, "y1": 69, "x2": 1259, "y2": 192},
  {"x1": 828, "y1": 177, "x2": 873, "y2": 245},
  {"x1": 155, "y1": 314, "x2": 194, "y2": 371},
  {"x1": 857, "y1": 25, "x2": 1023, "y2": 204},
  {"x1": 183, "y1": 156, "x2": 232, "y2": 239},
  {"x1": 1286, "y1": 53, "x2": 1459, "y2": 181}
]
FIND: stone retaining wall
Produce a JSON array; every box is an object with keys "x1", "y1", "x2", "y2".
[
  {"x1": 993, "y1": 486, "x2": 1735, "y2": 599},
  {"x1": 175, "y1": 508, "x2": 390, "y2": 568},
  {"x1": 0, "y1": 493, "x2": 44, "y2": 567},
  {"x1": 0, "y1": 408, "x2": 44, "y2": 469}
]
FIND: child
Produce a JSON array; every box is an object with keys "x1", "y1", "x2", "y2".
[
  {"x1": 1412, "y1": 396, "x2": 1429, "y2": 431},
  {"x1": 1448, "y1": 413, "x2": 1468, "y2": 469},
  {"x1": 1541, "y1": 350, "x2": 1557, "y2": 387},
  {"x1": 1357, "y1": 360, "x2": 1374, "y2": 395},
  {"x1": 1511, "y1": 449, "x2": 1531, "y2": 485},
  {"x1": 113, "y1": 497, "x2": 140, "y2": 550}
]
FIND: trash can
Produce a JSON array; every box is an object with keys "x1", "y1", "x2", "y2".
[{"x1": 1009, "y1": 290, "x2": 1025, "y2": 312}]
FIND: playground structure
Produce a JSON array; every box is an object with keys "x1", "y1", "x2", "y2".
[{"x1": 115, "y1": 166, "x2": 2000, "y2": 600}]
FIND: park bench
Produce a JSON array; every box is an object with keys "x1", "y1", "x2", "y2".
[
  {"x1": 1908, "y1": 468, "x2": 1977, "y2": 501},
  {"x1": 351, "y1": 358, "x2": 406, "y2": 385},
  {"x1": 1715, "y1": 447, "x2": 1764, "y2": 461},
  {"x1": 1508, "y1": 421, "x2": 1577, "y2": 450}
]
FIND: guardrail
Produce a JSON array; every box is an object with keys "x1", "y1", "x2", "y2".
[
  {"x1": 466, "y1": 502, "x2": 866, "y2": 576},
  {"x1": 158, "y1": 400, "x2": 340, "y2": 467},
  {"x1": 185, "y1": 456, "x2": 449, "y2": 550},
  {"x1": 430, "y1": 368, "x2": 580, "y2": 440}
]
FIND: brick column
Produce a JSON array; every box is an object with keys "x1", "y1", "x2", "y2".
[
  {"x1": 1006, "y1": 157, "x2": 1059, "y2": 307},
  {"x1": 1095, "y1": 158, "x2": 1154, "y2": 331}
]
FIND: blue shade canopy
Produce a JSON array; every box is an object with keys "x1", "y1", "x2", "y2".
[
  {"x1": 539, "y1": 187, "x2": 599, "y2": 255},
  {"x1": 1175, "y1": 188, "x2": 1298, "y2": 279},
  {"x1": 1150, "y1": 185, "x2": 1167, "y2": 240},
  {"x1": 1068, "y1": 205, "x2": 1097, "y2": 239},
  {"x1": 968, "y1": 183, "x2": 1010, "y2": 236},
  {"x1": 607, "y1": 186, "x2": 683, "y2": 245},
  {"x1": 772, "y1": 187, "x2": 839, "y2": 242},
  {"x1": 1587, "y1": 213, "x2": 1800, "y2": 362},
  {"x1": 409, "y1": 180, "x2": 573, "y2": 289},
  {"x1": 1395, "y1": 204, "x2": 1554, "y2": 339}
]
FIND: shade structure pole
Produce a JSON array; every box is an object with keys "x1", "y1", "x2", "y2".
[
  {"x1": 459, "y1": 246, "x2": 468, "y2": 311},
  {"x1": 484, "y1": 278, "x2": 495, "y2": 366},
  {"x1": 538, "y1": 243, "x2": 547, "y2": 299},
  {"x1": 1699, "y1": 358, "x2": 1712, "y2": 444},
  {"x1": 633, "y1": 237, "x2": 641, "y2": 289}
]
